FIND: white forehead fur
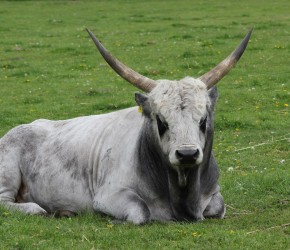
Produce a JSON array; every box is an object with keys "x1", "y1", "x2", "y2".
[{"x1": 149, "y1": 76, "x2": 210, "y2": 120}]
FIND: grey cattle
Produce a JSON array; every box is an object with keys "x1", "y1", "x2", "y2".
[{"x1": 0, "y1": 29, "x2": 252, "y2": 224}]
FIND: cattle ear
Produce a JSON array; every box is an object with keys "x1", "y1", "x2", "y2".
[
  {"x1": 208, "y1": 86, "x2": 218, "y2": 107},
  {"x1": 135, "y1": 92, "x2": 152, "y2": 116}
]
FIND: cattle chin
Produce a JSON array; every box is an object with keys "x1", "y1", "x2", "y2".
[{"x1": 174, "y1": 166, "x2": 191, "y2": 187}]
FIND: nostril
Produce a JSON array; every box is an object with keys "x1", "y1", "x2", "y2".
[
  {"x1": 193, "y1": 149, "x2": 199, "y2": 160},
  {"x1": 175, "y1": 149, "x2": 184, "y2": 159}
]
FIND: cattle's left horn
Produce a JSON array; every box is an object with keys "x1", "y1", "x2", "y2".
[
  {"x1": 199, "y1": 28, "x2": 253, "y2": 89},
  {"x1": 86, "y1": 29, "x2": 157, "y2": 93}
]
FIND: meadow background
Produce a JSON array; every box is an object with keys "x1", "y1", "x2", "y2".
[{"x1": 0, "y1": 0, "x2": 289, "y2": 249}]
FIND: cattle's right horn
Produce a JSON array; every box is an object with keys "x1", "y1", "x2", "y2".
[
  {"x1": 199, "y1": 28, "x2": 253, "y2": 89},
  {"x1": 87, "y1": 29, "x2": 157, "y2": 93}
]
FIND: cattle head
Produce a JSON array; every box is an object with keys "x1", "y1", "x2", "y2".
[
  {"x1": 134, "y1": 77, "x2": 211, "y2": 187},
  {"x1": 87, "y1": 29, "x2": 252, "y2": 187}
]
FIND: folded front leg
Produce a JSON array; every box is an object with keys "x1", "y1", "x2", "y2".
[
  {"x1": 203, "y1": 191, "x2": 225, "y2": 219},
  {"x1": 93, "y1": 188, "x2": 150, "y2": 224}
]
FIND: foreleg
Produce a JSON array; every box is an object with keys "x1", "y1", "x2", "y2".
[
  {"x1": 203, "y1": 191, "x2": 225, "y2": 219},
  {"x1": 93, "y1": 188, "x2": 150, "y2": 224}
]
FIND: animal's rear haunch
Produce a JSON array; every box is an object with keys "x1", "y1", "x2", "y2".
[{"x1": 0, "y1": 28, "x2": 252, "y2": 224}]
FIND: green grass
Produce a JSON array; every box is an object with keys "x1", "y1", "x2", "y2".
[{"x1": 0, "y1": 0, "x2": 289, "y2": 249}]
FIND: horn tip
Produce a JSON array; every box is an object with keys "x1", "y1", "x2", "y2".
[
  {"x1": 231, "y1": 27, "x2": 253, "y2": 60},
  {"x1": 86, "y1": 28, "x2": 102, "y2": 48},
  {"x1": 86, "y1": 28, "x2": 94, "y2": 37},
  {"x1": 246, "y1": 27, "x2": 254, "y2": 40}
]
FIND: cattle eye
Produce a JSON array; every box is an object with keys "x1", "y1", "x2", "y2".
[
  {"x1": 199, "y1": 116, "x2": 207, "y2": 133},
  {"x1": 156, "y1": 115, "x2": 168, "y2": 137}
]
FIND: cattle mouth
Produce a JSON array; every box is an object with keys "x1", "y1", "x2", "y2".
[
  {"x1": 170, "y1": 145, "x2": 203, "y2": 187},
  {"x1": 172, "y1": 159, "x2": 203, "y2": 188}
]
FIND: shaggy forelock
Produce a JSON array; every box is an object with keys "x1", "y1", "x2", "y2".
[{"x1": 149, "y1": 77, "x2": 210, "y2": 119}]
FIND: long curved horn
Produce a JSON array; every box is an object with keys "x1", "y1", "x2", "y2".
[
  {"x1": 86, "y1": 29, "x2": 156, "y2": 93},
  {"x1": 199, "y1": 28, "x2": 253, "y2": 89}
]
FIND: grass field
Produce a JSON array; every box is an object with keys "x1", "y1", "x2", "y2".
[{"x1": 0, "y1": 0, "x2": 289, "y2": 249}]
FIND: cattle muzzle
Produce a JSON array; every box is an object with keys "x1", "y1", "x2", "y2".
[{"x1": 175, "y1": 145, "x2": 201, "y2": 165}]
